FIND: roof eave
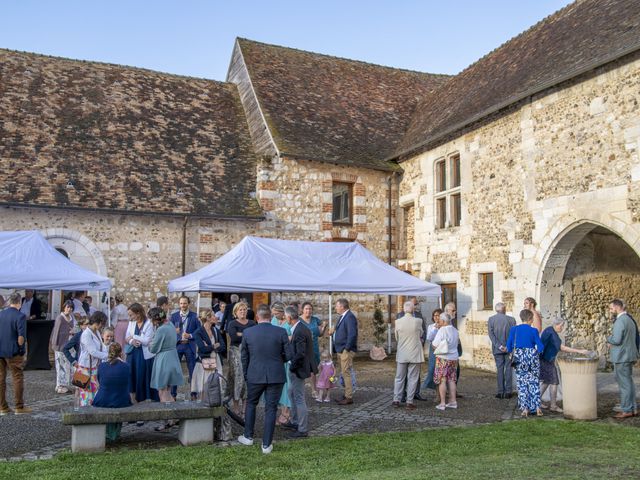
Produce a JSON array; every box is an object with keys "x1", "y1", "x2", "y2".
[
  {"x1": 0, "y1": 202, "x2": 265, "y2": 222},
  {"x1": 389, "y1": 42, "x2": 640, "y2": 163}
]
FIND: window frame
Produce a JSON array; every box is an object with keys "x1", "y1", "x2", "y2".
[
  {"x1": 440, "y1": 283, "x2": 457, "y2": 309},
  {"x1": 331, "y1": 181, "x2": 353, "y2": 225},
  {"x1": 433, "y1": 152, "x2": 462, "y2": 230},
  {"x1": 480, "y1": 273, "x2": 494, "y2": 311}
]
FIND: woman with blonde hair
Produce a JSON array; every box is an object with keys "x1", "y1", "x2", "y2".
[
  {"x1": 191, "y1": 309, "x2": 226, "y2": 400},
  {"x1": 226, "y1": 301, "x2": 256, "y2": 414}
]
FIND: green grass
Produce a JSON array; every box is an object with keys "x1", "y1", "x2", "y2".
[{"x1": 1, "y1": 420, "x2": 639, "y2": 479}]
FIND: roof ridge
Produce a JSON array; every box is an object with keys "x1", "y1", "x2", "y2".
[
  {"x1": 0, "y1": 47, "x2": 227, "y2": 84},
  {"x1": 236, "y1": 37, "x2": 451, "y2": 79}
]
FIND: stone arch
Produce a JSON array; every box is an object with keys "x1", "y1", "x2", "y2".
[
  {"x1": 41, "y1": 228, "x2": 108, "y2": 317},
  {"x1": 42, "y1": 228, "x2": 108, "y2": 276},
  {"x1": 536, "y1": 216, "x2": 640, "y2": 353}
]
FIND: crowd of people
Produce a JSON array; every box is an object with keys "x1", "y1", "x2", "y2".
[{"x1": 1, "y1": 290, "x2": 639, "y2": 453}]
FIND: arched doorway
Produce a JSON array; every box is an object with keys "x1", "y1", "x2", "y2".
[
  {"x1": 539, "y1": 221, "x2": 640, "y2": 356},
  {"x1": 43, "y1": 228, "x2": 108, "y2": 317}
]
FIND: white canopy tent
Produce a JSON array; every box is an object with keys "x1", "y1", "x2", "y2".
[
  {"x1": 0, "y1": 230, "x2": 112, "y2": 291},
  {"x1": 168, "y1": 236, "x2": 441, "y2": 351},
  {"x1": 168, "y1": 236, "x2": 440, "y2": 296}
]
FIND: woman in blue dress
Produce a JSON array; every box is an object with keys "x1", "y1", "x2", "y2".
[
  {"x1": 506, "y1": 309, "x2": 545, "y2": 417},
  {"x1": 300, "y1": 302, "x2": 327, "y2": 399},
  {"x1": 125, "y1": 303, "x2": 158, "y2": 403},
  {"x1": 271, "y1": 302, "x2": 292, "y2": 425},
  {"x1": 93, "y1": 342, "x2": 132, "y2": 441}
]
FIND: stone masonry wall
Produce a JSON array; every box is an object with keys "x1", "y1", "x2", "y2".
[
  {"x1": 399, "y1": 52, "x2": 640, "y2": 371},
  {"x1": 564, "y1": 273, "x2": 640, "y2": 359}
]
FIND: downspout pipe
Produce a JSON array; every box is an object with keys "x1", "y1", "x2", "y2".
[
  {"x1": 387, "y1": 174, "x2": 394, "y2": 333},
  {"x1": 181, "y1": 216, "x2": 189, "y2": 296}
]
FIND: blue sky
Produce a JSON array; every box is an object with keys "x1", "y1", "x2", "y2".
[{"x1": 1, "y1": 1, "x2": 573, "y2": 80}]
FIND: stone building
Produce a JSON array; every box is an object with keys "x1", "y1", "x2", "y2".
[
  {"x1": 1, "y1": 0, "x2": 639, "y2": 363},
  {"x1": 392, "y1": 0, "x2": 640, "y2": 367}
]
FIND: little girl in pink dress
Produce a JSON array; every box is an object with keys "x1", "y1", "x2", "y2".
[{"x1": 315, "y1": 350, "x2": 336, "y2": 402}]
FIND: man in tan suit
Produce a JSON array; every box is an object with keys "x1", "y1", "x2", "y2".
[{"x1": 392, "y1": 301, "x2": 425, "y2": 410}]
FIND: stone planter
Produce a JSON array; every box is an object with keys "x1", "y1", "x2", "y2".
[{"x1": 557, "y1": 352, "x2": 599, "y2": 420}]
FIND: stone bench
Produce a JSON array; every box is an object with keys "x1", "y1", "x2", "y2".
[{"x1": 61, "y1": 401, "x2": 225, "y2": 453}]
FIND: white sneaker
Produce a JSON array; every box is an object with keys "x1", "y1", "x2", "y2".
[
  {"x1": 262, "y1": 444, "x2": 273, "y2": 454},
  {"x1": 445, "y1": 402, "x2": 458, "y2": 409},
  {"x1": 435, "y1": 404, "x2": 446, "y2": 411},
  {"x1": 237, "y1": 435, "x2": 254, "y2": 446}
]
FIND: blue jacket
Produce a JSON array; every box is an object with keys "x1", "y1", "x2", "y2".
[
  {"x1": 63, "y1": 330, "x2": 82, "y2": 364},
  {"x1": 170, "y1": 310, "x2": 201, "y2": 354},
  {"x1": 93, "y1": 360, "x2": 133, "y2": 408},
  {"x1": 333, "y1": 310, "x2": 358, "y2": 353},
  {"x1": 241, "y1": 322, "x2": 290, "y2": 384},
  {"x1": 194, "y1": 325, "x2": 226, "y2": 365},
  {"x1": 506, "y1": 324, "x2": 544, "y2": 352},
  {"x1": 0, "y1": 307, "x2": 26, "y2": 357}
]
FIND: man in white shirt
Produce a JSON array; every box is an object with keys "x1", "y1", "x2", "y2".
[{"x1": 392, "y1": 301, "x2": 424, "y2": 410}]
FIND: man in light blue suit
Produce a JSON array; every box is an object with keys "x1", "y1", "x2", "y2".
[{"x1": 607, "y1": 299, "x2": 640, "y2": 419}]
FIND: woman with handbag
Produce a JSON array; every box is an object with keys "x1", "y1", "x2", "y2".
[
  {"x1": 75, "y1": 312, "x2": 109, "y2": 406},
  {"x1": 125, "y1": 303, "x2": 158, "y2": 404},
  {"x1": 432, "y1": 312, "x2": 460, "y2": 410},
  {"x1": 192, "y1": 309, "x2": 226, "y2": 399},
  {"x1": 506, "y1": 309, "x2": 545, "y2": 417}
]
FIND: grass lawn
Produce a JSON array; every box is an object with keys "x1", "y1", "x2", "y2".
[{"x1": 1, "y1": 420, "x2": 639, "y2": 479}]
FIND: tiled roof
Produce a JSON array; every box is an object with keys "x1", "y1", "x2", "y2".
[
  {"x1": 236, "y1": 39, "x2": 450, "y2": 171},
  {"x1": 395, "y1": 0, "x2": 640, "y2": 159},
  {"x1": 0, "y1": 50, "x2": 262, "y2": 218}
]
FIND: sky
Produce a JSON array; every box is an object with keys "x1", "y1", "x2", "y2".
[{"x1": 1, "y1": 1, "x2": 574, "y2": 81}]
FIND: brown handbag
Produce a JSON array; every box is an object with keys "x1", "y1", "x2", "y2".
[{"x1": 71, "y1": 355, "x2": 93, "y2": 389}]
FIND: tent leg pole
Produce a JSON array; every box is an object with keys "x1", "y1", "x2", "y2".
[
  {"x1": 387, "y1": 323, "x2": 392, "y2": 355},
  {"x1": 328, "y1": 292, "x2": 333, "y2": 356},
  {"x1": 439, "y1": 296, "x2": 442, "y2": 309},
  {"x1": 196, "y1": 292, "x2": 201, "y2": 317}
]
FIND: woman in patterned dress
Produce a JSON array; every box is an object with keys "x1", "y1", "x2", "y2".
[{"x1": 506, "y1": 309, "x2": 545, "y2": 417}]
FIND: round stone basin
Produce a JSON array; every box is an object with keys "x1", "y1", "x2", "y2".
[{"x1": 557, "y1": 352, "x2": 599, "y2": 420}]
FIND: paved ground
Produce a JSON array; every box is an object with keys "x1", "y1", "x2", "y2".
[{"x1": 1, "y1": 358, "x2": 638, "y2": 461}]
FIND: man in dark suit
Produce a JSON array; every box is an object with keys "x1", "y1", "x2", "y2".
[
  {"x1": 284, "y1": 306, "x2": 317, "y2": 438},
  {"x1": 488, "y1": 302, "x2": 516, "y2": 399},
  {"x1": 331, "y1": 298, "x2": 358, "y2": 405},
  {"x1": 0, "y1": 293, "x2": 30, "y2": 415},
  {"x1": 238, "y1": 304, "x2": 290, "y2": 454},
  {"x1": 170, "y1": 295, "x2": 201, "y2": 399},
  {"x1": 20, "y1": 289, "x2": 42, "y2": 320}
]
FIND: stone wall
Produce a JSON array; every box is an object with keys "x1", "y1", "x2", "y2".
[
  {"x1": 398, "y1": 51, "x2": 640, "y2": 371},
  {"x1": 563, "y1": 273, "x2": 640, "y2": 358}
]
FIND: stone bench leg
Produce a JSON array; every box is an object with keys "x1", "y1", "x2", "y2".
[
  {"x1": 178, "y1": 418, "x2": 214, "y2": 446},
  {"x1": 71, "y1": 424, "x2": 106, "y2": 453}
]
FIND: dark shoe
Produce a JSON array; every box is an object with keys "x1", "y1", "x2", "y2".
[
  {"x1": 336, "y1": 398, "x2": 353, "y2": 405},
  {"x1": 287, "y1": 430, "x2": 309, "y2": 439},
  {"x1": 392, "y1": 401, "x2": 400, "y2": 407},
  {"x1": 406, "y1": 403, "x2": 417, "y2": 411},
  {"x1": 414, "y1": 393, "x2": 428, "y2": 401},
  {"x1": 280, "y1": 421, "x2": 299, "y2": 430},
  {"x1": 136, "y1": 421, "x2": 145, "y2": 427},
  {"x1": 456, "y1": 393, "x2": 464, "y2": 399},
  {"x1": 495, "y1": 394, "x2": 503, "y2": 399},
  {"x1": 614, "y1": 412, "x2": 635, "y2": 420}
]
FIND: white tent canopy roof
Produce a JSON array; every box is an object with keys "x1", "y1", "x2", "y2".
[
  {"x1": 168, "y1": 236, "x2": 441, "y2": 296},
  {"x1": 0, "y1": 230, "x2": 112, "y2": 291}
]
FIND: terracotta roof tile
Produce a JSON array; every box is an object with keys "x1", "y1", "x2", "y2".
[
  {"x1": 0, "y1": 50, "x2": 262, "y2": 218},
  {"x1": 396, "y1": 0, "x2": 640, "y2": 159},
  {"x1": 236, "y1": 39, "x2": 449, "y2": 171}
]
